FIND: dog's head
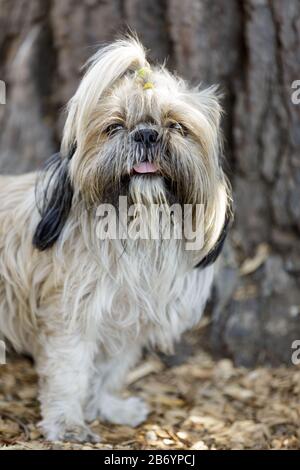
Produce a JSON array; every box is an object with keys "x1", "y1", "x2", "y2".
[{"x1": 33, "y1": 36, "x2": 231, "y2": 263}]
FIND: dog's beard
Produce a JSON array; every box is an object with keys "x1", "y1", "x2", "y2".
[
  {"x1": 72, "y1": 129, "x2": 220, "y2": 269},
  {"x1": 95, "y1": 164, "x2": 182, "y2": 255}
]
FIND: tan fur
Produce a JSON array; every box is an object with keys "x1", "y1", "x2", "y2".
[{"x1": 0, "y1": 37, "x2": 231, "y2": 442}]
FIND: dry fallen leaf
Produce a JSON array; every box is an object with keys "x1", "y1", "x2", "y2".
[{"x1": 240, "y1": 243, "x2": 270, "y2": 276}]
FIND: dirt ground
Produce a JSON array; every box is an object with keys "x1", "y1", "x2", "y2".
[{"x1": 0, "y1": 346, "x2": 300, "y2": 450}]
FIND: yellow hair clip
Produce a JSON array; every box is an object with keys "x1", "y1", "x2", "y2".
[
  {"x1": 143, "y1": 82, "x2": 154, "y2": 90},
  {"x1": 136, "y1": 67, "x2": 154, "y2": 90},
  {"x1": 137, "y1": 67, "x2": 151, "y2": 78}
]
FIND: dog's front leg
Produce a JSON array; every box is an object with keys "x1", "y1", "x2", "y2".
[
  {"x1": 85, "y1": 343, "x2": 149, "y2": 427},
  {"x1": 36, "y1": 334, "x2": 100, "y2": 443}
]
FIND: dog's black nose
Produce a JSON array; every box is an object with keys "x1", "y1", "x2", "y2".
[{"x1": 134, "y1": 129, "x2": 159, "y2": 146}]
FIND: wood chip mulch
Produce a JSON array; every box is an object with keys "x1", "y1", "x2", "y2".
[{"x1": 1, "y1": 349, "x2": 300, "y2": 450}]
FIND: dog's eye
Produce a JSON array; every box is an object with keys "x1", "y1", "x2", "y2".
[
  {"x1": 168, "y1": 122, "x2": 186, "y2": 135},
  {"x1": 105, "y1": 123, "x2": 124, "y2": 136}
]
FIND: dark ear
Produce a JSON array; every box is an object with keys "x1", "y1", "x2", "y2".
[
  {"x1": 33, "y1": 153, "x2": 74, "y2": 251},
  {"x1": 195, "y1": 210, "x2": 232, "y2": 270}
]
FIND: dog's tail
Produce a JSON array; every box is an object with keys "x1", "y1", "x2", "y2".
[{"x1": 62, "y1": 35, "x2": 148, "y2": 156}]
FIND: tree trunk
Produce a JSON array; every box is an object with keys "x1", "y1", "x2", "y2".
[{"x1": 0, "y1": 0, "x2": 299, "y2": 365}]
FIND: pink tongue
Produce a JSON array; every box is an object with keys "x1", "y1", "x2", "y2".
[{"x1": 133, "y1": 162, "x2": 158, "y2": 174}]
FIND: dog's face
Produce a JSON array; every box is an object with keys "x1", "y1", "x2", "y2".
[
  {"x1": 34, "y1": 38, "x2": 230, "y2": 261},
  {"x1": 68, "y1": 69, "x2": 222, "y2": 211}
]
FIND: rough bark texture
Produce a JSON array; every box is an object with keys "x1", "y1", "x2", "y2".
[{"x1": 0, "y1": 0, "x2": 299, "y2": 365}]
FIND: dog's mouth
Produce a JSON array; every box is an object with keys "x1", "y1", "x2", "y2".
[{"x1": 132, "y1": 162, "x2": 159, "y2": 175}]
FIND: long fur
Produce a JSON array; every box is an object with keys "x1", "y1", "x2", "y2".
[{"x1": 0, "y1": 36, "x2": 231, "y2": 442}]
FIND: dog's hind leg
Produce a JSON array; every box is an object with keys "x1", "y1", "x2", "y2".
[{"x1": 85, "y1": 343, "x2": 149, "y2": 427}]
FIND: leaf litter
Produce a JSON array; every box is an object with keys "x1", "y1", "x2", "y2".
[{"x1": 0, "y1": 348, "x2": 299, "y2": 450}]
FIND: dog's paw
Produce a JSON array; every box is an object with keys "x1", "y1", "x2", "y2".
[
  {"x1": 61, "y1": 425, "x2": 101, "y2": 443},
  {"x1": 100, "y1": 396, "x2": 150, "y2": 427},
  {"x1": 41, "y1": 421, "x2": 101, "y2": 443}
]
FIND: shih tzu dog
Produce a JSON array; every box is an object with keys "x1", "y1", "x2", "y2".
[{"x1": 0, "y1": 37, "x2": 231, "y2": 442}]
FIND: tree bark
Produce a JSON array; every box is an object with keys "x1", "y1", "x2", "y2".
[{"x1": 0, "y1": 0, "x2": 299, "y2": 365}]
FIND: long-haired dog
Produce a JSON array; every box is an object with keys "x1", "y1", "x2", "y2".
[{"x1": 0, "y1": 37, "x2": 231, "y2": 442}]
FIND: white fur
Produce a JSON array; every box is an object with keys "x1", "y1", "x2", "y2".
[{"x1": 0, "y1": 37, "x2": 229, "y2": 442}]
